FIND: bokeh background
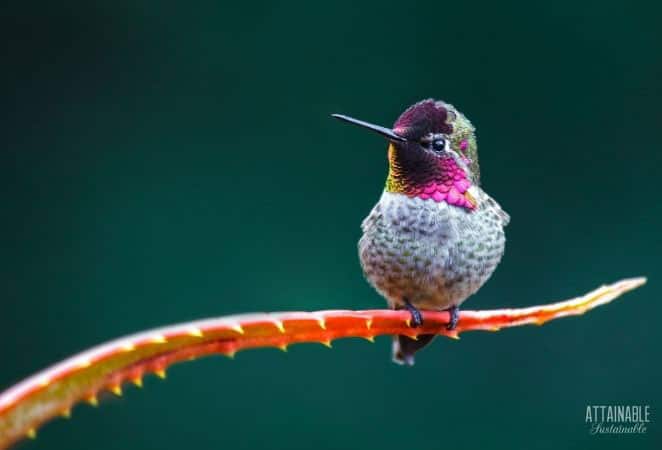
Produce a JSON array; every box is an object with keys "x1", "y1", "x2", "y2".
[{"x1": 2, "y1": 1, "x2": 660, "y2": 449}]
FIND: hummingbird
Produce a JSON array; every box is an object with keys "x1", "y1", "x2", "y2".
[{"x1": 332, "y1": 99, "x2": 509, "y2": 365}]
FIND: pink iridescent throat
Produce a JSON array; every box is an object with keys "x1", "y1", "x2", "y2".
[{"x1": 410, "y1": 157, "x2": 475, "y2": 210}]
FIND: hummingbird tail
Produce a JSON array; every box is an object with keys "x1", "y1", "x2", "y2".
[{"x1": 391, "y1": 334, "x2": 436, "y2": 366}]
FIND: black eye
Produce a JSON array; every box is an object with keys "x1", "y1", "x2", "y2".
[{"x1": 432, "y1": 138, "x2": 446, "y2": 152}]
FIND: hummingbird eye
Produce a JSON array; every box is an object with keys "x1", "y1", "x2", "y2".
[{"x1": 432, "y1": 138, "x2": 446, "y2": 152}]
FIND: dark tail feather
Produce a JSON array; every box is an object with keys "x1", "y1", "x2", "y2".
[{"x1": 392, "y1": 334, "x2": 436, "y2": 365}]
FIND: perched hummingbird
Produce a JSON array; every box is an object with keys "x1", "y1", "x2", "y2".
[{"x1": 333, "y1": 99, "x2": 509, "y2": 365}]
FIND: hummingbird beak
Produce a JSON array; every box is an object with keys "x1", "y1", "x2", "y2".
[{"x1": 331, "y1": 114, "x2": 407, "y2": 142}]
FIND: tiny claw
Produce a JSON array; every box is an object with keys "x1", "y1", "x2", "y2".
[{"x1": 404, "y1": 299, "x2": 423, "y2": 328}]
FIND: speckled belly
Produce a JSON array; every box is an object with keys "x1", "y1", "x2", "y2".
[{"x1": 358, "y1": 189, "x2": 507, "y2": 310}]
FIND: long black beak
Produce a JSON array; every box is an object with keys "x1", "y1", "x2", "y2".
[{"x1": 331, "y1": 114, "x2": 407, "y2": 142}]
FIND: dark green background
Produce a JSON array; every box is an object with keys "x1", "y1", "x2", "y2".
[{"x1": 2, "y1": 1, "x2": 660, "y2": 449}]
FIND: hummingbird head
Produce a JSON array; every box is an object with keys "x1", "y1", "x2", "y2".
[{"x1": 333, "y1": 99, "x2": 479, "y2": 210}]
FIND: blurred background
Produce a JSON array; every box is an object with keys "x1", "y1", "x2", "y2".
[{"x1": 1, "y1": 1, "x2": 660, "y2": 449}]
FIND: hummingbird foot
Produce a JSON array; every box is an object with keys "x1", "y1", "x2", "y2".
[
  {"x1": 445, "y1": 305, "x2": 459, "y2": 330},
  {"x1": 403, "y1": 299, "x2": 423, "y2": 328}
]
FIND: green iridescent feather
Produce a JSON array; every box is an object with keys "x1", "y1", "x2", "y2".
[{"x1": 445, "y1": 103, "x2": 480, "y2": 184}]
